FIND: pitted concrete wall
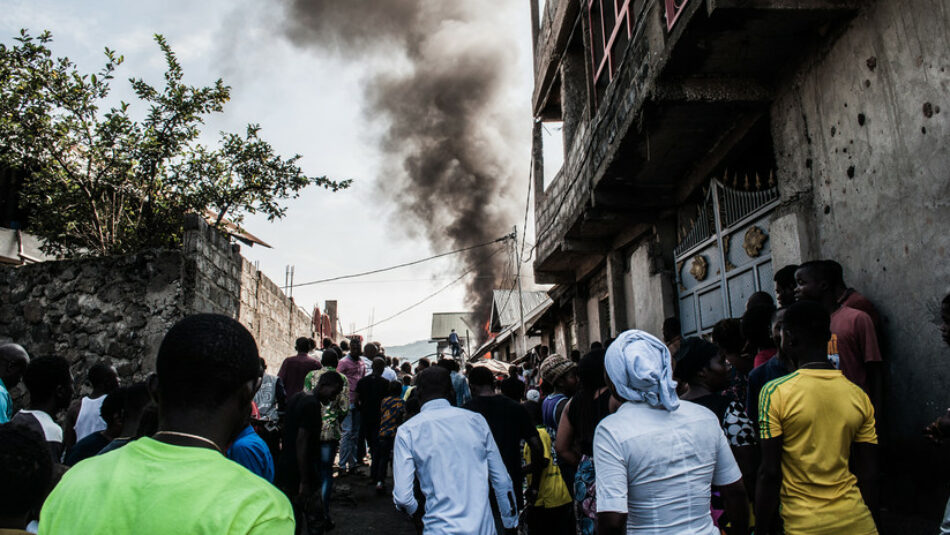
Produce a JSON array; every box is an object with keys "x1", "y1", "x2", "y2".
[{"x1": 770, "y1": 0, "x2": 950, "y2": 520}]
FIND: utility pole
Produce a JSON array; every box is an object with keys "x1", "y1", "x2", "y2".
[{"x1": 513, "y1": 225, "x2": 526, "y2": 361}]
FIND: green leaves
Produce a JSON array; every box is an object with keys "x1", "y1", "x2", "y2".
[{"x1": 1, "y1": 29, "x2": 350, "y2": 257}]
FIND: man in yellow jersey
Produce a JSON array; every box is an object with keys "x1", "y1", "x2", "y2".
[
  {"x1": 39, "y1": 314, "x2": 294, "y2": 534},
  {"x1": 756, "y1": 300, "x2": 879, "y2": 535}
]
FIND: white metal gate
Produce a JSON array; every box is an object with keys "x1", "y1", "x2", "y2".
[{"x1": 674, "y1": 177, "x2": 780, "y2": 337}]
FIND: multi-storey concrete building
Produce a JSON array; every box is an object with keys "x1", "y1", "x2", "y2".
[{"x1": 528, "y1": 0, "x2": 948, "y2": 526}]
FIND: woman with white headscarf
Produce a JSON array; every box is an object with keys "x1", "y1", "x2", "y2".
[{"x1": 593, "y1": 330, "x2": 749, "y2": 535}]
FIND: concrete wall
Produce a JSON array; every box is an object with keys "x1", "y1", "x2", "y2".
[
  {"x1": 627, "y1": 239, "x2": 676, "y2": 338},
  {"x1": 0, "y1": 215, "x2": 314, "y2": 404},
  {"x1": 769, "y1": 0, "x2": 950, "y2": 520}
]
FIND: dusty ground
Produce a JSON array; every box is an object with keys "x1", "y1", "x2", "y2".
[{"x1": 328, "y1": 465, "x2": 417, "y2": 535}]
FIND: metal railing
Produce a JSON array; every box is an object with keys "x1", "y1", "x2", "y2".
[{"x1": 665, "y1": 0, "x2": 689, "y2": 31}]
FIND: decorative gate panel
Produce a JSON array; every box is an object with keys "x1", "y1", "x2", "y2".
[{"x1": 675, "y1": 177, "x2": 779, "y2": 338}]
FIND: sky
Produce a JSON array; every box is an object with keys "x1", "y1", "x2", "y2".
[{"x1": 3, "y1": 0, "x2": 541, "y2": 346}]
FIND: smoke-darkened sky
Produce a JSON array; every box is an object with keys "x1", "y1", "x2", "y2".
[{"x1": 3, "y1": 0, "x2": 538, "y2": 347}]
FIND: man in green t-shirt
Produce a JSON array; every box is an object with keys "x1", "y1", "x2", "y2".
[{"x1": 39, "y1": 314, "x2": 295, "y2": 535}]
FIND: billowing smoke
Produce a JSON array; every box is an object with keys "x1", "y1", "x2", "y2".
[{"x1": 281, "y1": 1, "x2": 528, "y2": 341}]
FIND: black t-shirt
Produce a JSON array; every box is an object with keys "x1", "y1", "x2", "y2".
[
  {"x1": 275, "y1": 392, "x2": 322, "y2": 494},
  {"x1": 64, "y1": 431, "x2": 111, "y2": 465},
  {"x1": 356, "y1": 375, "x2": 391, "y2": 424},
  {"x1": 463, "y1": 395, "x2": 539, "y2": 484}
]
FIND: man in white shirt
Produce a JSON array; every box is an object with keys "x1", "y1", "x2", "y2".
[
  {"x1": 393, "y1": 366, "x2": 518, "y2": 535},
  {"x1": 595, "y1": 330, "x2": 748, "y2": 535},
  {"x1": 11, "y1": 355, "x2": 74, "y2": 463}
]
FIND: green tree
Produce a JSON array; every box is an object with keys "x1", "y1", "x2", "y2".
[{"x1": 0, "y1": 30, "x2": 350, "y2": 256}]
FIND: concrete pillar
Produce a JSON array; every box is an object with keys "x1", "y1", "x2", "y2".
[
  {"x1": 606, "y1": 250, "x2": 629, "y2": 335},
  {"x1": 572, "y1": 286, "x2": 590, "y2": 352}
]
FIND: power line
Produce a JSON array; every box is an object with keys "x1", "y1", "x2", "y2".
[
  {"x1": 291, "y1": 233, "x2": 514, "y2": 289},
  {"x1": 349, "y1": 245, "x2": 506, "y2": 335}
]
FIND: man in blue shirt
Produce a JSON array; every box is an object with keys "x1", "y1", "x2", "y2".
[
  {"x1": 0, "y1": 344, "x2": 30, "y2": 424},
  {"x1": 228, "y1": 423, "x2": 276, "y2": 483}
]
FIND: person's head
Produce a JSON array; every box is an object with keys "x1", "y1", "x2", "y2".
[
  {"x1": 824, "y1": 260, "x2": 847, "y2": 294},
  {"x1": 604, "y1": 330, "x2": 679, "y2": 411},
  {"x1": 23, "y1": 356, "x2": 73, "y2": 412},
  {"x1": 87, "y1": 361, "x2": 119, "y2": 395},
  {"x1": 122, "y1": 382, "x2": 152, "y2": 436},
  {"x1": 780, "y1": 300, "x2": 832, "y2": 366},
  {"x1": 295, "y1": 337, "x2": 311, "y2": 354},
  {"x1": 774, "y1": 264, "x2": 799, "y2": 307},
  {"x1": 464, "y1": 363, "x2": 474, "y2": 376},
  {"x1": 509, "y1": 365, "x2": 522, "y2": 378},
  {"x1": 364, "y1": 342, "x2": 379, "y2": 359},
  {"x1": 391, "y1": 357, "x2": 400, "y2": 367},
  {"x1": 771, "y1": 308, "x2": 787, "y2": 349},
  {"x1": 314, "y1": 370, "x2": 345, "y2": 404},
  {"x1": 499, "y1": 376, "x2": 524, "y2": 401},
  {"x1": 577, "y1": 349, "x2": 607, "y2": 393},
  {"x1": 152, "y1": 314, "x2": 261, "y2": 443},
  {"x1": 941, "y1": 293, "x2": 950, "y2": 347},
  {"x1": 539, "y1": 354, "x2": 579, "y2": 395},
  {"x1": 590, "y1": 341, "x2": 603, "y2": 350},
  {"x1": 745, "y1": 291, "x2": 775, "y2": 312},
  {"x1": 711, "y1": 318, "x2": 749, "y2": 372},
  {"x1": 321, "y1": 348, "x2": 340, "y2": 368},
  {"x1": 414, "y1": 366, "x2": 453, "y2": 405},
  {"x1": 742, "y1": 304, "x2": 777, "y2": 352},
  {"x1": 401, "y1": 375, "x2": 411, "y2": 386},
  {"x1": 388, "y1": 380, "x2": 403, "y2": 398},
  {"x1": 523, "y1": 400, "x2": 542, "y2": 427},
  {"x1": 539, "y1": 345, "x2": 550, "y2": 359},
  {"x1": 99, "y1": 388, "x2": 126, "y2": 436},
  {"x1": 340, "y1": 340, "x2": 349, "y2": 352},
  {"x1": 416, "y1": 358, "x2": 430, "y2": 372},
  {"x1": 437, "y1": 358, "x2": 458, "y2": 373},
  {"x1": 322, "y1": 338, "x2": 333, "y2": 350},
  {"x1": 673, "y1": 338, "x2": 729, "y2": 392},
  {"x1": 0, "y1": 343, "x2": 30, "y2": 389},
  {"x1": 349, "y1": 338, "x2": 362, "y2": 358},
  {"x1": 468, "y1": 366, "x2": 496, "y2": 394},
  {"x1": 570, "y1": 349, "x2": 581, "y2": 363},
  {"x1": 451, "y1": 329, "x2": 456, "y2": 334},
  {"x1": 662, "y1": 317, "x2": 681, "y2": 343},
  {"x1": 0, "y1": 423, "x2": 54, "y2": 529},
  {"x1": 539, "y1": 380, "x2": 553, "y2": 396},
  {"x1": 400, "y1": 361, "x2": 412, "y2": 374},
  {"x1": 794, "y1": 261, "x2": 835, "y2": 304},
  {"x1": 372, "y1": 357, "x2": 386, "y2": 376}
]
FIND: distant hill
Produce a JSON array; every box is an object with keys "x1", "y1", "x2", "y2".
[{"x1": 385, "y1": 339, "x2": 438, "y2": 363}]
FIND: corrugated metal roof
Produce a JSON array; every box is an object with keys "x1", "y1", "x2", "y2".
[
  {"x1": 430, "y1": 312, "x2": 477, "y2": 339},
  {"x1": 491, "y1": 289, "x2": 551, "y2": 328}
]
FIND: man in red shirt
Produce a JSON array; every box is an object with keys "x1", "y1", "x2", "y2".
[
  {"x1": 794, "y1": 261, "x2": 883, "y2": 410},
  {"x1": 277, "y1": 337, "x2": 322, "y2": 398},
  {"x1": 825, "y1": 260, "x2": 883, "y2": 334}
]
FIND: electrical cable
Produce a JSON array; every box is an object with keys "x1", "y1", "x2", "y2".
[
  {"x1": 291, "y1": 233, "x2": 513, "y2": 289},
  {"x1": 348, "y1": 244, "x2": 507, "y2": 334}
]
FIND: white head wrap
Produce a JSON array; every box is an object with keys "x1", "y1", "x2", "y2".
[
  {"x1": 605, "y1": 330, "x2": 680, "y2": 411},
  {"x1": 526, "y1": 389, "x2": 540, "y2": 402}
]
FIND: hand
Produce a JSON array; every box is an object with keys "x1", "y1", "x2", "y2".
[{"x1": 924, "y1": 409, "x2": 950, "y2": 443}]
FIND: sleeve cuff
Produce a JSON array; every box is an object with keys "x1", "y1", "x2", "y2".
[{"x1": 598, "y1": 497, "x2": 627, "y2": 513}]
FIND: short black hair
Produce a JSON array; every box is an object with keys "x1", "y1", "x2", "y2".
[
  {"x1": 415, "y1": 367, "x2": 452, "y2": 401},
  {"x1": 87, "y1": 361, "x2": 115, "y2": 388},
  {"x1": 388, "y1": 380, "x2": 403, "y2": 397},
  {"x1": 711, "y1": 318, "x2": 744, "y2": 354},
  {"x1": 295, "y1": 337, "x2": 311, "y2": 353},
  {"x1": 99, "y1": 389, "x2": 126, "y2": 425},
  {"x1": 782, "y1": 300, "x2": 831, "y2": 346},
  {"x1": 746, "y1": 291, "x2": 775, "y2": 310},
  {"x1": 23, "y1": 355, "x2": 71, "y2": 402},
  {"x1": 401, "y1": 375, "x2": 411, "y2": 385},
  {"x1": 468, "y1": 366, "x2": 495, "y2": 387},
  {"x1": 156, "y1": 314, "x2": 260, "y2": 411},
  {"x1": 124, "y1": 382, "x2": 152, "y2": 418},
  {"x1": 322, "y1": 338, "x2": 333, "y2": 349},
  {"x1": 340, "y1": 340, "x2": 349, "y2": 351},
  {"x1": 400, "y1": 362, "x2": 412, "y2": 373},
  {"x1": 316, "y1": 370, "x2": 345, "y2": 390},
  {"x1": 321, "y1": 348, "x2": 340, "y2": 368},
  {"x1": 824, "y1": 260, "x2": 846, "y2": 287},
  {"x1": 577, "y1": 349, "x2": 607, "y2": 391},
  {"x1": 672, "y1": 337, "x2": 720, "y2": 382},
  {"x1": 797, "y1": 260, "x2": 834, "y2": 285},
  {"x1": 0, "y1": 423, "x2": 54, "y2": 518},
  {"x1": 742, "y1": 305, "x2": 778, "y2": 350},
  {"x1": 590, "y1": 341, "x2": 603, "y2": 350},
  {"x1": 437, "y1": 358, "x2": 458, "y2": 372},
  {"x1": 774, "y1": 264, "x2": 799, "y2": 287}
]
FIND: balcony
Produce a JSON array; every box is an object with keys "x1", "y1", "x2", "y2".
[{"x1": 532, "y1": 0, "x2": 861, "y2": 282}]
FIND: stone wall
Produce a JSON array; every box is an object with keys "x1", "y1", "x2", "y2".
[{"x1": 0, "y1": 214, "x2": 314, "y2": 404}]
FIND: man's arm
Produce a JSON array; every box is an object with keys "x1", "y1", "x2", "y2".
[
  {"x1": 755, "y1": 437, "x2": 783, "y2": 534},
  {"x1": 594, "y1": 425, "x2": 629, "y2": 535},
  {"x1": 484, "y1": 422, "x2": 517, "y2": 529},
  {"x1": 719, "y1": 478, "x2": 749, "y2": 535},
  {"x1": 524, "y1": 433, "x2": 547, "y2": 503},
  {"x1": 63, "y1": 400, "x2": 80, "y2": 452},
  {"x1": 598, "y1": 512, "x2": 627, "y2": 535},
  {"x1": 392, "y1": 429, "x2": 418, "y2": 516},
  {"x1": 554, "y1": 401, "x2": 579, "y2": 467},
  {"x1": 853, "y1": 442, "x2": 880, "y2": 524}
]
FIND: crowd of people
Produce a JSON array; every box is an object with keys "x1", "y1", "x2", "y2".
[{"x1": 0, "y1": 259, "x2": 949, "y2": 535}]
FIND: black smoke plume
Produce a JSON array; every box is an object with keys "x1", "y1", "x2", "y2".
[{"x1": 281, "y1": 1, "x2": 528, "y2": 342}]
